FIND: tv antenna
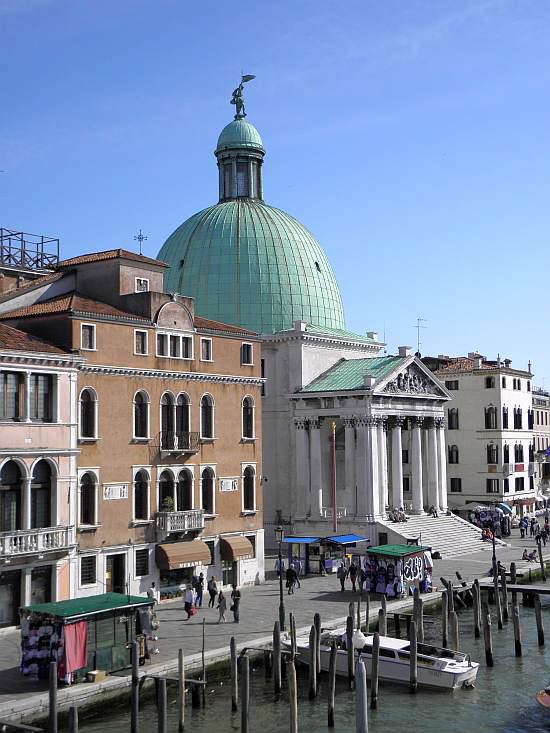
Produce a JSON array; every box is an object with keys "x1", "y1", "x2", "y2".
[
  {"x1": 414, "y1": 317, "x2": 427, "y2": 356},
  {"x1": 134, "y1": 229, "x2": 147, "y2": 255}
]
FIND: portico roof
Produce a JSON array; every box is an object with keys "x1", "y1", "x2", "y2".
[{"x1": 300, "y1": 356, "x2": 406, "y2": 392}]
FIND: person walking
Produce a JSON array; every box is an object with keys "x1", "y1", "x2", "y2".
[
  {"x1": 530, "y1": 517, "x2": 536, "y2": 537},
  {"x1": 286, "y1": 564, "x2": 297, "y2": 594},
  {"x1": 293, "y1": 557, "x2": 302, "y2": 588},
  {"x1": 207, "y1": 576, "x2": 218, "y2": 608},
  {"x1": 147, "y1": 581, "x2": 160, "y2": 605},
  {"x1": 217, "y1": 590, "x2": 227, "y2": 623},
  {"x1": 337, "y1": 562, "x2": 347, "y2": 592},
  {"x1": 358, "y1": 566, "x2": 366, "y2": 596},
  {"x1": 231, "y1": 584, "x2": 241, "y2": 623},
  {"x1": 183, "y1": 585, "x2": 194, "y2": 620},
  {"x1": 349, "y1": 561, "x2": 358, "y2": 593},
  {"x1": 195, "y1": 573, "x2": 204, "y2": 608},
  {"x1": 275, "y1": 557, "x2": 285, "y2": 577}
]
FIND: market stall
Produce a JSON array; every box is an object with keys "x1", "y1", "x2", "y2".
[
  {"x1": 364, "y1": 544, "x2": 432, "y2": 598},
  {"x1": 281, "y1": 536, "x2": 321, "y2": 575},
  {"x1": 322, "y1": 533, "x2": 370, "y2": 573},
  {"x1": 19, "y1": 592, "x2": 155, "y2": 683}
]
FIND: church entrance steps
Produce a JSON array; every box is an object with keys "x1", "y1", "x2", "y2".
[{"x1": 377, "y1": 513, "x2": 497, "y2": 558}]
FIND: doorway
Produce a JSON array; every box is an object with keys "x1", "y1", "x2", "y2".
[{"x1": 105, "y1": 553, "x2": 126, "y2": 594}]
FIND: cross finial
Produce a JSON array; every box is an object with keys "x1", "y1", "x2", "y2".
[{"x1": 134, "y1": 229, "x2": 148, "y2": 255}]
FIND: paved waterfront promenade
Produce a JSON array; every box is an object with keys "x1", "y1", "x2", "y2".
[{"x1": 0, "y1": 527, "x2": 547, "y2": 722}]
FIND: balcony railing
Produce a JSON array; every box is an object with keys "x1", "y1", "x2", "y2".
[
  {"x1": 0, "y1": 525, "x2": 74, "y2": 557},
  {"x1": 321, "y1": 506, "x2": 348, "y2": 520},
  {"x1": 159, "y1": 431, "x2": 200, "y2": 453},
  {"x1": 156, "y1": 510, "x2": 204, "y2": 534}
]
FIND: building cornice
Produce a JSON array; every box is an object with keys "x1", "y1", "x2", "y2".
[
  {"x1": 262, "y1": 331, "x2": 381, "y2": 351},
  {"x1": 0, "y1": 352, "x2": 83, "y2": 369},
  {"x1": 79, "y1": 363, "x2": 265, "y2": 386}
]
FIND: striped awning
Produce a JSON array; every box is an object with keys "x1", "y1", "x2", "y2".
[
  {"x1": 220, "y1": 535, "x2": 254, "y2": 561},
  {"x1": 156, "y1": 541, "x2": 211, "y2": 570}
]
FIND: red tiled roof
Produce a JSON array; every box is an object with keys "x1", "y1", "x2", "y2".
[
  {"x1": 0, "y1": 322, "x2": 67, "y2": 354},
  {"x1": 0, "y1": 293, "x2": 149, "y2": 322},
  {"x1": 57, "y1": 248, "x2": 167, "y2": 269},
  {"x1": 1, "y1": 271, "x2": 66, "y2": 296},
  {"x1": 194, "y1": 315, "x2": 257, "y2": 336},
  {"x1": 433, "y1": 357, "x2": 523, "y2": 374}
]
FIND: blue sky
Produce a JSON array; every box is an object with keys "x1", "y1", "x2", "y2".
[{"x1": 2, "y1": 0, "x2": 549, "y2": 382}]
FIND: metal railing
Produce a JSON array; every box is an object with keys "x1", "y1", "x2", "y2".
[
  {"x1": 156, "y1": 510, "x2": 204, "y2": 533},
  {"x1": 0, "y1": 525, "x2": 74, "y2": 557},
  {"x1": 159, "y1": 430, "x2": 200, "y2": 453},
  {"x1": 0, "y1": 228, "x2": 59, "y2": 270},
  {"x1": 321, "y1": 506, "x2": 347, "y2": 520}
]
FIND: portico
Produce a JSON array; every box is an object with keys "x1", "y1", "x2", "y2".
[{"x1": 290, "y1": 352, "x2": 451, "y2": 541}]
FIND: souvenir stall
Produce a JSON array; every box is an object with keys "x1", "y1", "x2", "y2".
[
  {"x1": 20, "y1": 592, "x2": 155, "y2": 683},
  {"x1": 364, "y1": 545, "x2": 432, "y2": 598},
  {"x1": 282, "y1": 536, "x2": 321, "y2": 575},
  {"x1": 321, "y1": 534, "x2": 369, "y2": 573}
]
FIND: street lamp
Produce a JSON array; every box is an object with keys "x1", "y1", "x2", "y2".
[{"x1": 275, "y1": 525, "x2": 286, "y2": 631}]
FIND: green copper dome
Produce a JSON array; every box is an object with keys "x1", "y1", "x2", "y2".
[
  {"x1": 216, "y1": 119, "x2": 264, "y2": 153},
  {"x1": 158, "y1": 109, "x2": 345, "y2": 335}
]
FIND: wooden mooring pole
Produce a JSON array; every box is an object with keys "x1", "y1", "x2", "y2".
[
  {"x1": 240, "y1": 655, "x2": 250, "y2": 733},
  {"x1": 510, "y1": 562, "x2": 517, "y2": 606},
  {"x1": 157, "y1": 678, "x2": 167, "y2": 733},
  {"x1": 500, "y1": 567, "x2": 509, "y2": 622},
  {"x1": 370, "y1": 631, "x2": 380, "y2": 710},
  {"x1": 449, "y1": 611, "x2": 459, "y2": 651},
  {"x1": 482, "y1": 603, "x2": 494, "y2": 667},
  {"x1": 328, "y1": 642, "x2": 337, "y2": 728},
  {"x1": 512, "y1": 603, "x2": 522, "y2": 657},
  {"x1": 493, "y1": 570, "x2": 503, "y2": 630},
  {"x1": 409, "y1": 620, "x2": 418, "y2": 694},
  {"x1": 201, "y1": 618, "x2": 206, "y2": 705},
  {"x1": 473, "y1": 580, "x2": 481, "y2": 640},
  {"x1": 314, "y1": 612, "x2": 321, "y2": 683},
  {"x1": 230, "y1": 636, "x2": 238, "y2": 712},
  {"x1": 308, "y1": 625, "x2": 317, "y2": 700},
  {"x1": 288, "y1": 660, "x2": 298, "y2": 733},
  {"x1": 357, "y1": 597, "x2": 361, "y2": 630},
  {"x1": 131, "y1": 641, "x2": 139, "y2": 733},
  {"x1": 69, "y1": 706, "x2": 78, "y2": 733},
  {"x1": 538, "y1": 540, "x2": 547, "y2": 582},
  {"x1": 355, "y1": 659, "x2": 369, "y2": 733},
  {"x1": 535, "y1": 594, "x2": 545, "y2": 646},
  {"x1": 49, "y1": 660, "x2": 58, "y2": 733},
  {"x1": 393, "y1": 613, "x2": 401, "y2": 639},
  {"x1": 441, "y1": 590, "x2": 448, "y2": 648},
  {"x1": 413, "y1": 588, "x2": 424, "y2": 643},
  {"x1": 177, "y1": 649, "x2": 185, "y2": 732},
  {"x1": 346, "y1": 615, "x2": 354, "y2": 689},
  {"x1": 273, "y1": 621, "x2": 282, "y2": 696}
]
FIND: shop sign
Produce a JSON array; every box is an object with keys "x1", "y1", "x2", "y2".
[
  {"x1": 220, "y1": 477, "x2": 239, "y2": 492},
  {"x1": 103, "y1": 483, "x2": 129, "y2": 500}
]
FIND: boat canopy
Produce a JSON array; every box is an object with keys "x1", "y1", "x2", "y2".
[
  {"x1": 282, "y1": 536, "x2": 321, "y2": 544},
  {"x1": 324, "y1": 534, "x2": 369, "y2": 545},
  {"x1": 366, "y1": 544, "x2": 430, "y2": 558}
]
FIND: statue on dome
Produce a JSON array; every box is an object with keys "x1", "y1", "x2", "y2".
[{"x1": 230, "y1": 74, "x2": 256, "y2": 119}]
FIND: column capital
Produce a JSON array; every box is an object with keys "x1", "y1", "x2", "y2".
[
  {"x1": 411, "y1": 416, "x2": 425, "y2": 429},
  {"x1": 343, "y1": 416, "x2": 356, "y2": 429},
  {"x1": 308, "y1": 417, "x2": 321, "y2": 430},
  {"x1": 355, "y1": 416, "x2": 369, "y2": 428},
  {"x1": 294, "y1": 418, "x2": 308, "y2": 430},
  {"x1": 391, "y1": 416, "x2": 405, "y2": 429},
  {"x1": 434, "y1": 416, "x2": 446, "y2": 430}
]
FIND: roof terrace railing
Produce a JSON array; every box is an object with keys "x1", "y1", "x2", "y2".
[{"x1": 0, "y1": 228, "x2": 59, "y2": 271}]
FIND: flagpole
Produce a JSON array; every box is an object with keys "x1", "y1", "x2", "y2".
[{"x1": 331, "y1": 421, "x2": 337, "y2": 533}]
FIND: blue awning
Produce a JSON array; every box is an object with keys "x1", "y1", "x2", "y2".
[
  {"x1": 324, "y1": 534, "x2": 369, "y2": 545},
  {"x1": 496, "y1": 502, "x2": 513, "y2": 514},
  {"x1": 282, "y1": 536, "x2": 320, "y2": 545}
]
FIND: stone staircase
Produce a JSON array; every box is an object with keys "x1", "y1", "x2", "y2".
[{"x1": 380, "y1": 513, "x2": 495, "y2": 558}]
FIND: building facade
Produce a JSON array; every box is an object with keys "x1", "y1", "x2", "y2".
[
  {"x1": 423, "y1": 353, "x2": 535, "y2": 515},
  {"x1": 533, "y1": 388, "x2": 550, "y2": 497},
  {"x1": 0, "y1": 250, "x2": 264, "y2": 601},
  {"x1": 0, "y1": 323, "x2": 80, "y2": 626}
]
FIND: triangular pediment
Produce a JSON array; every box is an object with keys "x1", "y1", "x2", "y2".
[{"x1": 375, "y1": 358, "x2": 450, "y2": 399}]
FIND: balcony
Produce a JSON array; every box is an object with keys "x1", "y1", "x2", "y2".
[
  {"x1": 0, "y1": 526, "x2": 74, "y2": 558},
  {"x1": 159, "y1": 431, "x2": 200, "y2": 454},
  {"x1": 156, "y1": 509, "x2": 205, "y2": 536}
]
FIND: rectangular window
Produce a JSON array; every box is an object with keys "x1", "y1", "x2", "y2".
[
  {"x1": 502, "y1": 408, "x2": 509, "y2": 429},
  {"x1": 81, "y1": 324, "x2": 96, "y2": 350},
  {"x1": 247, "y1": 535, "x2": 256, "y2": 558},
  {"x1": 527, "y1": 381, "x2": 531, "y2": 392},
  {"x1": 241, "y1": 343, "x2": 253, "y2": 365},
  {"x1": 515, "y1": 477, "x2": 525, "y2": 492},
  {"x1": 135, "y1": 277, "x2": 149, "y2": 293},
  {"x1": 486, "y1": 478, "x2": 499, "y2": 494},
  {"x1": 169, "y1": 335, "x2": 180, "y2": 358},
  {"x1": 80, "y1": 556, "x2": 97, "y2": 585},
  {"x1": 205, "y1": 540, "x2": 215, "y2": 565},
  {"x1": 157, "y1": 334, "x2": 168, "y2": 356},
  {"x1": 502, "y1": 376, "x2": 507, "y2": 388},
  {"x1": 402, "y1": 450, "x2": 409, "y2": 464},
  {"x1": 402, "y1": 476, "x2": 410, "y2": 492},
  {"x1": 200, "y1": 338, "x2": 212, "y2": 361},
  {"x1": 261, "y1": 358, "x2": 266, "y2": 397},
  {"x1": 182, "y1": 336, "x2": 193, "y2": 359},
  {"x1": 450, "y1": 478, "x2": 462, "y2": 493},
  {"x1": 135, "y1": 330, "x2": 148, "y2": 355},
  {"x1": 503, "y1": 478, "x2": 509, "y2": 493},
  {"x1": 485, "y1": 376, "x2": 495, "y2": 389},
  {"x1": 0, "y1": 371, "x2": 23, "y2": 420},
  {"x1": 29, "y1": 374, "x2": 53, "y2": 422},
  {"x1": 445, "y1": 380, "x2": 459, "y2": 390},
  {"x1": 135, "y1": 548, "x2": 149, "y2": 576}
]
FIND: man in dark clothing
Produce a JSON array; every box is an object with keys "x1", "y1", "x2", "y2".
[
  {"x1": 349, "y1": 562, "x2": 358, "y2": 592},
  {"x1": 286, "y1": 565, "x2": 297, "y2": 594}
]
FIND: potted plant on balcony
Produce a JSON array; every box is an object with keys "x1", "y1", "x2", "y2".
[{"x1": 161, "y1": 496, "x2": 175, "y2": 513}]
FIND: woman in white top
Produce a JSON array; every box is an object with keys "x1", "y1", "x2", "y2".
[{"x1": 184, "y1": 586, "x2": 194, "y2": 619}]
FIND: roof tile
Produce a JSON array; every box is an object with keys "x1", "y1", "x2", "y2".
[
  {"x1": 57, "y1": 248, "x2": 167, "y2": 269},
  {"x1": 0, "y1": 293, "x2": 149, "y2": 322},
  {"x1": 0, "y1": 322, "x2": 67, "y2": 354}
]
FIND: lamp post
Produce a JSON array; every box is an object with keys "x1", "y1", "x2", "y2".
[{"x1": 275, "y1": 525, "x2": 286, "y2": 631}]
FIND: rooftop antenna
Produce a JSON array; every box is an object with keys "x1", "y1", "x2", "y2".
[
  {"x1": 414, "y1": 317, "x2": 427, "y2": 356},
  {"x1": 134, "y1": 229, "x2": 147, "y2": 255}
]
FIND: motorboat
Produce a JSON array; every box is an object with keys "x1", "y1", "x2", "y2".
[
  {"x1": 283, "y1": 628, "x2": 479, "y2": 690},
  {"x1": 535, "y1": 688, "x2": 550, "y2": 710}
]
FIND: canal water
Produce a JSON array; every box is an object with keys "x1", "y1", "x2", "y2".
[{"x1": 71, "y1": 602, "x2": 550, "y2": 733}]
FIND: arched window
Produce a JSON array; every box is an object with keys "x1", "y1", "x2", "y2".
[
  {"x1": 79, "y1": 472, "x2": 96, "y2": 526},
  {"x1": 503, "y1": 444, "x2": 510, "y2": 464},
  {"x1": 502, "y1": 406, "x2": 509, "y2": 429},
  {"x1": 487, "y1": 444, "x2": 498, "y2": 464},
  {"x1": 79, "y1": 389, "x2": 97, "y2": 439},
  {"x1": 134, "y1": 470, "x2": 149, "y2": 521},
  {"x1": 177, "y1": 469, "x2": 193, "y2": 511},
  {"x1": 201, "y1": 467, "x2": 215, "y2": 514},
  {"x1": 159, "y1": 470, "x2": 175, "y2": 512},
  {"x1": 243, "y1": 466, "x2": 255, "y2": 511},
  {"x1": 0, "y1": 460, "x2": 22, "y2": 532},
  {"x1": 176, "y1": 394, "x2": 190, "y2": 437},
  {"x1": 31, "y1": 460, "x2": 51, "y2": 529},
  {"x1": 160, "y1": 393, "x2": 175, "y2": 449},
  {"x1": 514, "y1": 408, "x2": 523, "y2": 430},
  {"x1": 484, "y1": 406, "x2": 497, "y2": 429},
  {"x1": 448, "y1": 445, "x2": 459, "y2": 465},
  {"x1": 448, "y1": 408, "x2": 459, "y2": 430},
  {"x1": 200, "y1": 395, "x2": 214, "y2": 439},
  {"x1": 134, "y1": 391, "x2": 149, "y2": 439},
  {"x1": 242, "y1": 396, "x2": 254, "y2": 439},
  {"x1": 529, "y1": 442, "x2": 535, "y2": 462},
  {"x1": 514, "y1": 444, "x2": 524, "y2": 463}
]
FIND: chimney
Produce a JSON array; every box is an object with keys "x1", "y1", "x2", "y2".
[
  {"x1": 504, "y1": 358, "x2": 512, "y2": 368},
  {"x1": 366, "y1": 331, "x2": 378, "y2": 341},
  {"x1": 294, "y1": 320, "x2": 307, "y2": 332},
  {"x1": 398, "y1": 346, "x2": 411, "y2": 357},
  {"x1": 363, "y1": 375, "x2": 375, "y2": 388}
]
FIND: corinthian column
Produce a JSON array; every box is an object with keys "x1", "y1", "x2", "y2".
[
  {"x1": 343, "y1": 417, "x2": 356, "y2": 496},
  {"x1": 411, "y1": 416, "x2": 424, "y2": 514},
  {"x1": 391, "y1": 417, "x2": 404, "y2": 509},
  {"x1": 294, "y1": 418, "x2": 309, "y2": 518},
  {"x1": 426, "y1": 418, "x2": 440, "y2": 512},
  {"x1": 308, "y1": 418, "x2": 323, "y2": 517},
  {"x1": 355, "y1": 417, "x2": 368, "y2": 516},
  {"x1": 377, "y1": 418, "x2": 388, "y2": 517},
  {"x1": 366, "y1": 417, "x2": 380, "y2": 518},
  {"x1": 436, "y1": 417, "x2": 448, "y2": 512}
]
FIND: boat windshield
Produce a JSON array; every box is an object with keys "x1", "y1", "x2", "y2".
[{"x1": 417, "y1": 643, "x2": 455, "y2": 659}]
